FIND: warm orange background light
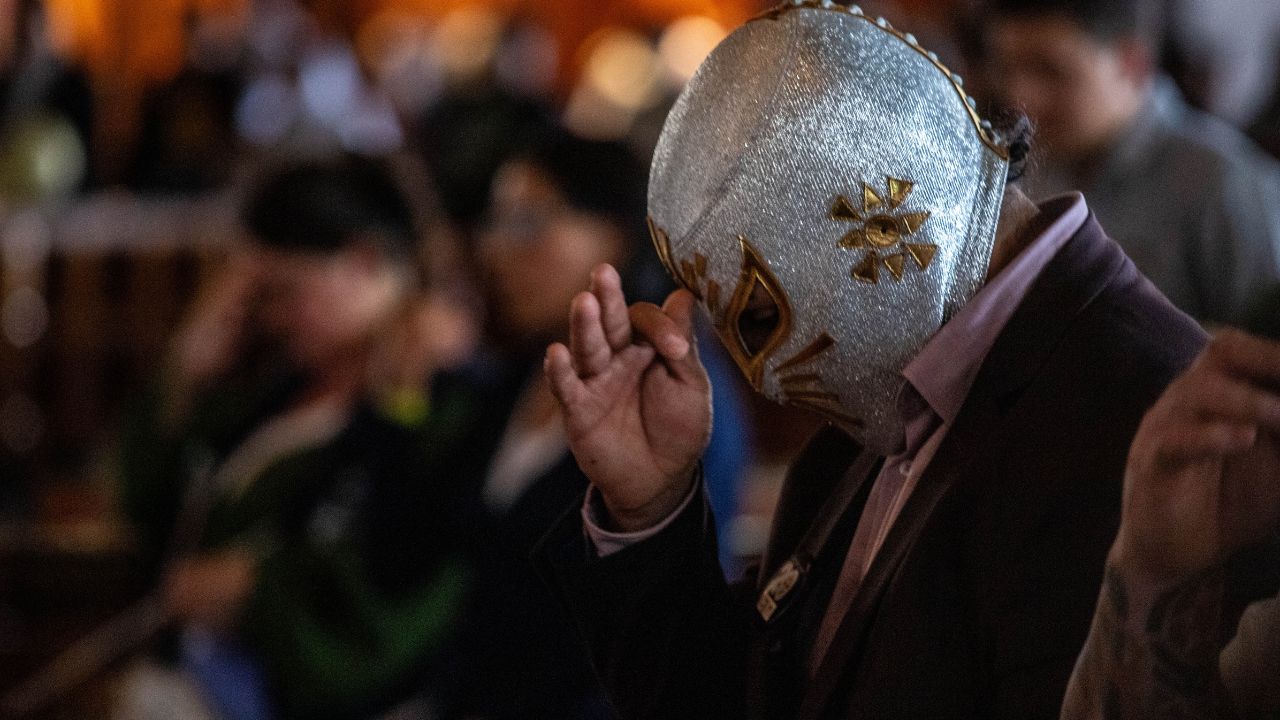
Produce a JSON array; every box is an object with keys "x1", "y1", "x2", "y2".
[
  {"x1": 45, "y1": 0, "x2": 764, "y2": 90},
  {"x1": 45, "y1": 0, "x2": 248, "y2": 82},
  {"x1": 36, "y1": 0, "x2": 764, "y2": 169}
]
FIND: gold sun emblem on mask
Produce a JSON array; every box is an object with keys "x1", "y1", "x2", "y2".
[{"x1": 832, "y1": 177, "x2": 937, "y2": 284}]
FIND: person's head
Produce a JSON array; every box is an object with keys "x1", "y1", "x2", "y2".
[
  {"x1": 242, "y1": 157, "x2": 419, "y2": 371},
  {"x1": 986, "y1": 0, "x2": 1159, "y2": 166},
  {"x1": 476, "y1": 129, "x2": 650, "y2": 347},
  {"x1": 649, "y1": 3, "x2": 1016, "y2": 453}
]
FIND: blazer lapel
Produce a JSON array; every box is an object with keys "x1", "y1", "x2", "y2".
[
  {"x1": 795, "y1": 385, "x2": 998, "y2": 720},
  {"x1": 794, "y1": 214, "x2": 1132, "y2": 719},
  {"x1": 758, "y1": 428, "x2": 871, "y2": 586},
  {"x1": 747, "y1": 429, "x2": 879, "y2": 720}
]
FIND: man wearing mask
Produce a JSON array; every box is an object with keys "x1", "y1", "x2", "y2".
[
  {"x1": 986, "y1": 0, "x2": 1280, "y2": 326},
  {"x1": 536, "y1": 2, "x2": 1211, "y2": 718}
]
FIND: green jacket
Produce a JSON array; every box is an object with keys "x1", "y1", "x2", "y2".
[{"x1": 117, "y1": 375, "x2": 478, "y2": 719}]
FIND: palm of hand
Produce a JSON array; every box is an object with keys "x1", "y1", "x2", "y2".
[
  {"x1": 562, "y1": 343, "x2": 711, "y2": 513},
  {"x1": 546, "y1": 266, "x2": 715, "y2": 530},
  {"x1": 1118, "y1": 332, "x2": 1280, "y2": 582},
  {"x1": 1128, "y1": 433, "x2": 1280, "y2": 580}
]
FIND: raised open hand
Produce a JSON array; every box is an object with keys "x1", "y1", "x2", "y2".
[
  {"x1": 1114, "y1": 330, "x2": 1280, "y2": 585},
  {"x1": 544, "y1": 264, "x2": 713, "y2": 531}
]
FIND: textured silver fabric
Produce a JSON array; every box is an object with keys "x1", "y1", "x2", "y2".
[{"x1": 649, "y1": 1, "x2": 1009, "y2": 452}]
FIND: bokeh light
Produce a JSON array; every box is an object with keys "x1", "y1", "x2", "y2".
[
  {"x1": 657, "y1": 15, "x2": 727, "y2": 85},
  {"x1": 2, "y1": 285, "x2": 48, "y2": 348}
]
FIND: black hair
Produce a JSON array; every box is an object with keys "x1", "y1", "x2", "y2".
[
  {"x1": 991, "y1": 109, "x2": 1034, "y2": 184},
  {"x1": 243, "y1": 156, "x2": 418, "y2": 262},
  {"x1": 509, "y1": 128, "x2": 649, "y2": 244},
  {"x1": 989, "y1": 0, "x2": 1162, "y2": 47},
  {"x1": 504, "y1": 128, "x2": 667, "y2": 301}
]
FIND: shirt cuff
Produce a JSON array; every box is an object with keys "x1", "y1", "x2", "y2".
[{"x1": 581, "y1": 477, "x2": 701, "y2": 558}]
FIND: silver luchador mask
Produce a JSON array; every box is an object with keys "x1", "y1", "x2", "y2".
[{"x1": 648, "y1": 0, "x2": 1010, "y2": 453}]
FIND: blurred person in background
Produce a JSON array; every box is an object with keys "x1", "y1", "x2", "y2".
[
  {"x1": 112, "y1": 157, "x2": 477, "y2": 720},
  {"x1": 450, "y1": 127, "x2": 751, "y2": 720},
  {"x1": 1247, "y1": 76, "x2": 1280, "y2": 162},
  {"x1": 1062, "y1": 329, "x2": 1280, "y2": 719},
  {"x1": 1164, "y1": 0, "x2": 1280, "y2": 131},
  {"x1": 413, "y1": 16, "x2": 558, "y2": 230},
  {"x1": 985, "y1": 0, "x2": 1280, "y2": 326}
]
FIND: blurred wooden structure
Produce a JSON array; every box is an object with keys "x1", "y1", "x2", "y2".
[
  {"x1": 0, "y1": 522, "x2": 144, "y2": 719},
  {"x1": 0, "y1": 194, "x2": 237, "y2": 493},
  {"x1": 0, "y1": 194, "x2": 236, "y2": 716}
]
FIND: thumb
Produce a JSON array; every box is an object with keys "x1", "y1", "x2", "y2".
[
  {"x1": 662, "y1": 289, "x2": 697, "y2": 339},
  {"x1": 661, "y1": 290, "x2": 705, "y2": 379}
]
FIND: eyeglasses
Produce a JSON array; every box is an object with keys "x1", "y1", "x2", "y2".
[{"x1": 477, "y1": 204, "x2": 569, "y2": 247}]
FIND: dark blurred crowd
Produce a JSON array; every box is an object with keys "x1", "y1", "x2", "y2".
[{"x1": 0, "y1": 0, "x2": 1277, "y2": 718}]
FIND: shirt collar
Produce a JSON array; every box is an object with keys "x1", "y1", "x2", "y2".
[{"x1": 900, "y1": 192, "x2": 1089, "y2": 432}]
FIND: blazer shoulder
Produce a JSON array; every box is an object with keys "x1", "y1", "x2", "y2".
[
  {"x1": 1082, "y1": 247, "x2": 1209, "y2": 381},
  {"x1": 1046, "y1": 215, "x2": 1209, "y2": 386}
]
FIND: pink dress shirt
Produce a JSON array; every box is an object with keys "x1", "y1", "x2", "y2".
[
  {"x1": 808, "y1": 193, "x2": 1088, "y2": 670},
  {"x1": 585, "y1": 194, "x2": 1091, "y2": 671}
]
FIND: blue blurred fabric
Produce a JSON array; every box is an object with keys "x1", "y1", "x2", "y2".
[
  {"x1": 697, "y1": 323, "x2": 754, "y2": 580},
  {"x1": 182, "y1": 628, "x2": 275, "y2": 720}
]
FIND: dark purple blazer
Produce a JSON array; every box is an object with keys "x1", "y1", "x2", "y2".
[{"x1": 537, "y1": 214, "x2": 1208, "y2": 719}]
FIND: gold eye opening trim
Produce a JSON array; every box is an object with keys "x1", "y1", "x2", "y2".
[
  {"x1": 648, "y1": 216, "x2": 722, "y2": 312},
  {"x1": 648, "y1": 216, "x2": 679, "y2": 279},
  {"x1": 718, "y1": 236, "x2": 795, "y2": 390}
]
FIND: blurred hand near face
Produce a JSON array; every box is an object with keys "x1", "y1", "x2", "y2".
[
  {"x1": 163, "y1": 253, "x2": 267, "y2": 425},
  {"x1": 544, "y1": 264, "x2": 712, "y2": 532},
  {"x1": 170, "y1": 252, "x2": 265, "y2": 394},
  {"x1": 371, "y1": 291, "x2": 480, "y2": 393}
]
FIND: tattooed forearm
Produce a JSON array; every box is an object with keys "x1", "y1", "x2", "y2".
[
  {"x1": 1144, "y1": 566, "x2": 1238, "y2": 718},
  {"x1": 1061, "y1": 565, "x2": 1133, "y2": 719},
  {"x1": 1145, "y1": 566, "x2": 1227, "y2": 707},
  {"x1": 1062, "y1": 564, "x2": 1240, "y2": 720}
]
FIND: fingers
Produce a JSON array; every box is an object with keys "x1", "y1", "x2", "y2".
[
  {"x1": 662, "y1": 289, "x2": 698, "y2": 347},
  {"x1": 630, "y1": 289, "x2": 709, "y2": 385},
  {"x1": 1148, "y1": 418, "x2": 1260, "y2": 467},
  {"x1": 1202, "y1": 329, "x2": 1280, "y2": 386},
  {"x1": 1161, "y1": 333, "x2": 1280, "y2": 435},
  {"x1": 558, "y1": 272, "x2": 700, "y2": 397},
  {"x1": 1133, "y1": 334, "x2": 1280, "y2": 473},
  {"x1": 630, "y1": 297, "x2": 690, "y2": 361},
  {"x1": 545, "y1": 342, "x2": 583, "y2": 408},
  {"x1": 1169, "y1": 369, "x2": 1280, "y2": 430},
  {"x1": 569, "y1": 265, "x2": 641, "y2": 376},
  {"x1": 569, "y1": 291, "x2": 614, "y2": 377},
  {"x1": 591, "y1": 265, "x2": 632, "y2": 351}
]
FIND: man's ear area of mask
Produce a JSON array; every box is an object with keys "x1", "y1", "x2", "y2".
[{"x1": 989, "y1": 110, "x2": 1034, "y2": 184}]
